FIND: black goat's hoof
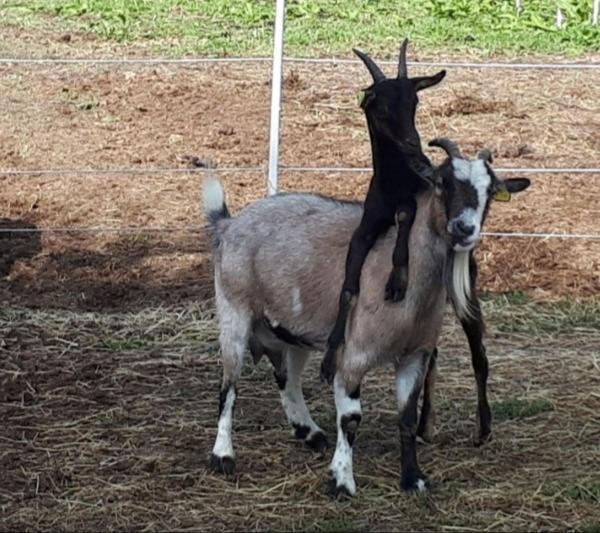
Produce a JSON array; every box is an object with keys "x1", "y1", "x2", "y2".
[
  {"x1": 385, "y1": 278, "x2": 408, "y2": 303},
  {"x1": 401, "y1": 474, "x2": 430, "y2": 493},
  {"x1": 305, "y1": 431, "x2": 329, "y2": 453},
  {"x1": 209, "y1": 454, "x2": 235, "y2": 476}
]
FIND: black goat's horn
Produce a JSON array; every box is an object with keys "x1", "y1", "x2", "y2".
[
  {"x1": 397, "y1": 38, "x2": 409, "y2": 79},
  {"x1": 478, "y1": 148, "x2": 493, "y2": 163},
  {"x1": 353, "y1": 48, "x2": 386, "y2": 83},
  {"x1": 429, "y1": 137, "x2": 464, "y2": 159}
]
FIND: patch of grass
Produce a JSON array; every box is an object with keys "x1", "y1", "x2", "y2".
[
  {"x1": 581, "y1": 523, "x2": 600, "y2": 533},
  {"x1": 481, "y1": 295, "x2": 600, "y2": 336},
  {"x1": 563, "y1": 483, "x2": 600, "y2": 503},
  {"x1": 492, "y1": 397, "x2": 554, "y2": 420},
  {"x1": 1, "y1": 0, "x2": 599, "y2": 56},
  {"x1": 310, "y1": 518, "x2": 357, "y2": 532}
]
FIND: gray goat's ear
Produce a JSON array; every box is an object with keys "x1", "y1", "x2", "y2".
[
  {"x1": 353, "y1": 48, "x2": 386, "y2": 83},
  {"x1": 412, "y1": 70, "x2": 446, "y2": 92}
]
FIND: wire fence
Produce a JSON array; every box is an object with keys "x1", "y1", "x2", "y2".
[
  {"x1": 2, "y1": 50, "x2": 600, "y2": 238},
  {"x1": 2, "y1": 166, "x2": 600, "y2": 177},
  {"x1": 1, "y1": 56, "x2": 600, "y2": 70}
]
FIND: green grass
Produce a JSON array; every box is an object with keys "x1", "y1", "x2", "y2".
[
  {"x1": 1, "y1": 0, "x2": 599, "y2": 56},
  {"x1": 491, "y1": 397, "x2": 554, "y2": 420}
]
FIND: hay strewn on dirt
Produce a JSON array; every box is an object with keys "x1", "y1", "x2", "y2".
[{"x1": 1, "y1": 299, "x2": 599, "y2": 531}]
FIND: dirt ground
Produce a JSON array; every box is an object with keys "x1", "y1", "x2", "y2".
[
  {"x1": 1, "y1": 302, "x2": 599, "y2": 531},
  {"x1": 0, "y1": 27, "x2": 599, "y2": 309},
  {"x1": 1, "y1": 24, "x2": 600, "y2": 533}
]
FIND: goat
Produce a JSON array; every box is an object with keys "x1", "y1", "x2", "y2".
[
  {"x1": 321, "y1": 40, "x2": 446, "y2": 384},
  {"x1": 204, "y1": 139, "x2": 530, "y2": 495}
]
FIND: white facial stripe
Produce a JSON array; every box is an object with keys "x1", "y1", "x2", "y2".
[{"x1": 451, "y1": 158, "x2": 492, "y2": 244}]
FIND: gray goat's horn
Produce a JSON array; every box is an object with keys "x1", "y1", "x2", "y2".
[
  {"x1": 478, "y1": 148, "x2": 493, "y2": 163},
  {"x1": 397, "y1": 38, "x2": 409, "y2": 79},
  {"x1": 353, "y1": 48, "x2": 386, "y2": 83},
  {"x1": 428, "y1": 137, "x2": 464, "y2": 159}
]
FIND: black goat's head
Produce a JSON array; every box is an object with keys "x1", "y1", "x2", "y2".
[
  {"x1": 428, "y1": 138, "x2": 531, "y2": 252},
  {"x1": 354, "y1": 40, "x2": 446, "y2": 157}
]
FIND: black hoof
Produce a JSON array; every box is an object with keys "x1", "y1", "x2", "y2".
[
  {"x1": 401, "y1": 475, "x2": 430, "y2": 493},
  {"x1": 385, "y1": 270, "x2": 408, "y2": 303},
  {"x1": 320, "y1": 354, "x2": 336, "y2": 385},
  {"x1": 326, "y1": 476, "x2": 353, "y2": 500},
  {"x1": 385, "y1": 281, "x2": 407, "y2": 302},
  {"x1": 293, "y1": 423, "x2": 311, "y2": 440},
  {"x1": 305, "y1": 431, "x2": 329, "y2": 453},
  {"x1": 209, "y1": 454, "x2": 235, "y2": 476},
  {"x1": 474, "y1": 431, "x2": 492, "y2": 447}
]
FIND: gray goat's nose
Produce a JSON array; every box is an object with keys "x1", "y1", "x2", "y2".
[{"x1": 453, "y1": 219, "x2": 475, "y2": 237}]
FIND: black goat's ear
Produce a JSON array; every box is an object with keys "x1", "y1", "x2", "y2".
[
  {"x1": 503, "y1": 177, "x2": 531, "y2": 193},
  {"x1": 412, "y1": 70, "x2": 446, "y2": 92}
]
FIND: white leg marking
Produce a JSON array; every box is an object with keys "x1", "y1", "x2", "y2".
[
  {"x1": 212, "y1": 387, "x2": 236, "y2": 458},
  {"x1": 329, "y1": 374, "x2": 361, "y2": 495},
  {"x1": 291, "y1": 287, "x2": 303, "y2": 316},
  {"x1": 395, "y1": 357, "x2": 423, "y2": 412},
  {"x1": 280, "y1": 349, "x2": 323, "y2": 437}
]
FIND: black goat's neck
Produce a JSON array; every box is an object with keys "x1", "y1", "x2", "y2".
[{"x1": 368, "y1": 126, "x2": 423, "y2": 195}]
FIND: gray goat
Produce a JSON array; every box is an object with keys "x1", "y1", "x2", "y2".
[{"x1": 205, "y1": 139, "x2": 530, "y2": 496}]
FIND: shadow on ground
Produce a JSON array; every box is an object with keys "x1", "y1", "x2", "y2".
[{"x1": 0, "y1": 230, "x2": 214, "y2": 311}]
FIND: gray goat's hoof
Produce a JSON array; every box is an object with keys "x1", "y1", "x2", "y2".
[
  {"x1": 209, "y1": 454, "x2": 235, "y2": 476},
  {"x1": 326, "y1": 476, "x2": 354, "y2": 500},
  {"x1": 305, "y1": 431, "x2": 329, "y2": 453}
]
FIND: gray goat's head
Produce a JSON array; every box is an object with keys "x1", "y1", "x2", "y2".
[{"x1": 428, "y1": 138, "x2": 531, "y2": 252}]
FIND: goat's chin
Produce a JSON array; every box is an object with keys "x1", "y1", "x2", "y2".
[{"x1": 452, "y1": 238, "x2": 478, "y2": 253}]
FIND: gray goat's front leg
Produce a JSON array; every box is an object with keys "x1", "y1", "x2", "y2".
[
  {"x1": 396, "y1": 350, "x2": 431, "y2": 492},
  {"x1": 328, "y1": 373, "x2": 362, "y2": 498}
]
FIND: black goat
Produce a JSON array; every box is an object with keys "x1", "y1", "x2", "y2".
[{"x1": 321, "y1": 40, "x2": 446, "y2": 384}]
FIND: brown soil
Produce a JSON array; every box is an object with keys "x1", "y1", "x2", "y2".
[{"x1": 1, "y1": 29, "x2": 599, "y2": 309}]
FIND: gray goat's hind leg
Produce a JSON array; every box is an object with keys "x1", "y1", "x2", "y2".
[
  {"x1": 397, "y1": 351, "x2": 431, "y2": 492},
  {"x1": 209, "y1": 289, "x2": 251, "y2": 476},
  {"x1": 277, "y1": 348, "x2": 328, "y2": 452},
  {"x1": 417, "y1": 348, "x2": 438, "y2": 442}
]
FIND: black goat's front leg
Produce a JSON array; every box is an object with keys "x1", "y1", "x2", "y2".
[
  {"x1": 320, "y1": 215, "x2": 391, "y2": 384},
  {"x1": 459, "y1": 253, "x2": 491, "y2": 445},
  {"x1": 385, "y1": 198, "x2": 417, "y2": 302}
]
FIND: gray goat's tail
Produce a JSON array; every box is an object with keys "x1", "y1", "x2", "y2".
[{"x1": 202, "y1": 171, "x2": 230, "y2": 243}]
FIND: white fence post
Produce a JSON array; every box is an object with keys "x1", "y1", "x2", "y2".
[
  {"x1": 593, "y1": 0, "x2": 599, "y2": 24},
  {"x1": 267, "y1": 0, "x2": 286, "y2": 196}
]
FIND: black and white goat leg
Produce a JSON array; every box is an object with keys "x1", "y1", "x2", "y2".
[
  {"x1": 385, "y1": 199, "x2": 417, "y2": 302},
  {"x1": 209, "y1": 277, "x2": 251, "y2": 475},
  {"x1": 459, "y1": 253, "x2": 492, "y2": 445},
  {"x1": 416, "y1": 348, "x2": 437, "y2": 442},
  {"x1": 272, "y1": 347, "x2": 329, "y2": 452},
  {"x1": 321, "y1": 214, "x2": 391, "y2": 383},
  {"x1": 397, "y1": 350, "x2": 431, "y2": 492},
  {"x1": 328, "y1": 372, "x2": 363, "y2": 498}
]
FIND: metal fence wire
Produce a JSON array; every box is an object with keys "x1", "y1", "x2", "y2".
[{"x1": 1, "y1": 13, "x2": 599, "y2": 239}]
